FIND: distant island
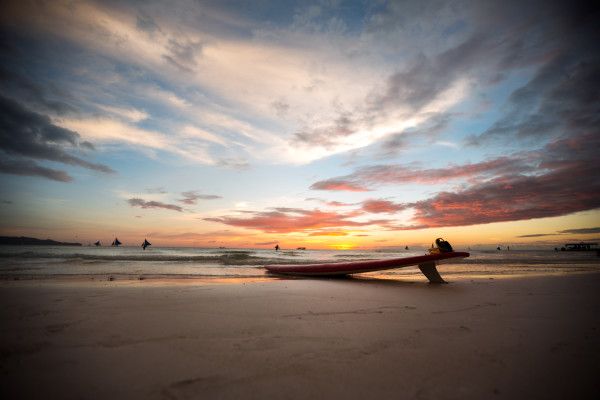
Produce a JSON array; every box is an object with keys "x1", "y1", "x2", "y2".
[{"x1": 0, "y1": 236, "x2": 82, "y2": 246}]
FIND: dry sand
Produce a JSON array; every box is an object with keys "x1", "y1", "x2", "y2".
[{"x1": 1, "y1": 273, "x2": 598, "y2": 399}]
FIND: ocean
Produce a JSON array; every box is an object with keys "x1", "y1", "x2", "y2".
[{"x1": 0, "y1": 245, "x2": 598, "y2": 283}]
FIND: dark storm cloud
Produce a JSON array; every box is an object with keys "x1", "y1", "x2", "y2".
[
  {"x1": 0, "y1": 157, "x2": 73, "y2": 182},
  {"x1": 465, "y1": 1, "x2": 600, "y2": 147},
  {"x1": 0, "y1": 62, "x2": 80, "y2": 116},
  {"x1": 0, "y1": 96, "x2": 116, "y2": 181},
  {"x1": 48, "y1": 82, "x2": 78, "y2": 102},
  {"x1": 467, "y1": 57, "x2": 600, "y2": 147}
]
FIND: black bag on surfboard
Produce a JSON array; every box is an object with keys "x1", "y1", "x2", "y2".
[{"x1": 435, "y1": 238, "x2": 454, "y2": 253}]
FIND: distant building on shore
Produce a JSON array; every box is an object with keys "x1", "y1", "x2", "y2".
[{"x1": 561, "y1": 242, "x2": 598, "y2": 251}]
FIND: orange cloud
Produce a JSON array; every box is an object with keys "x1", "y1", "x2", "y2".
[
  {"x1": 361, "y1": 199, "x2": 406, "y2": 214},
  {"x1": 309, "y1": 179, "x2": 371, "y2": 192},
  {"x1": 308, "y1": 231, "x2": 349, "y2": 237},
  {"x1": 205, "y1": 208, "x2": 391, "y2": 234},
  {"x1": 311, "y1": 133, "x2": 600, "y2": 230}
]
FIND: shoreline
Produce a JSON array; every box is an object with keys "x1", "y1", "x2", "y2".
[
  {"x1": 1, "y1": 265, "x2": 598, "y2": 286},
  {"x1": 1, "y1": 272, "x2": 598, "y2": 399}
]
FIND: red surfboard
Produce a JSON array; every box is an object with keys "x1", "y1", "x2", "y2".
[{"x1": 265, "y1": 251, "x2": 470, "y2": 283}]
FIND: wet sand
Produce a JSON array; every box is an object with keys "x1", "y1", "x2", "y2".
[{"x1": 1, "y1": 273, "x2": 598, "y2": 399}]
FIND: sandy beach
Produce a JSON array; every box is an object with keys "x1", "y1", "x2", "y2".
[{"x1": 1, "y1": 272, "x2": 598, "y2": 399}]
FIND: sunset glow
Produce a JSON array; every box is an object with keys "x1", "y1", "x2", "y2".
[{"x1": 0, "y1": 0, "x2": 598, "y2": 249}]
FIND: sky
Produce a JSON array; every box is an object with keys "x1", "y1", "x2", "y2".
[{"x1": 0, "y1": 0, "x2": 599, "y2": 250}]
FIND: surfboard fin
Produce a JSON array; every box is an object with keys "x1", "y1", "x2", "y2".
[{"x1": 418, "y1": 262, "x2": 447, "y2": 284}]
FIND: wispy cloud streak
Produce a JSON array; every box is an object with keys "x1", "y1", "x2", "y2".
[
  {"x1": 127, "y1": 198, "x2": 183, "y2": 212},
  {"x1": 205, "y1": 208, "x2": 391, "y2": 234},
  {"x1": 178, "y1": 191, "x2": 222, "y2": 205}
]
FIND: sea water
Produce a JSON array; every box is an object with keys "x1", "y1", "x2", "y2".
[{"x1": 0, "y1": 245, "x2": 598, "y2": 282}]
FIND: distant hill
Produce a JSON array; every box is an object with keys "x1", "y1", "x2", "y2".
[{"x1": 0, "y1": 236, "x2": 82, "y2": 246}]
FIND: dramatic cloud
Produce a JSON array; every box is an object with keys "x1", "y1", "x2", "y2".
[
  {"x1": 466, "y1": 58, "x2": 600, "y2": 147},
  {"x1": 1, "y1": 0, "x2": 599, "y2": 245},
  {"x1": 291, "y1": 1, "x2": 598, "y2": 159},
  {"x1": 205, "y1": 208, "x2": 391, "y2": 234},
  {"x1": 127, "y1": 198, "x2": 183, "y2": 212},
  {"x1": 310, "y1": 156, "x2": 535, "y2": 192},
  {"x1": 0, "y1": 64, "x2": 80, "y2": 116},
  {"x1": 311, "y1": 132, "x2": 600, "y2": 230},
  {"x1": 406, "y1": 178, "x2": 596, "y2": 229},
  {"x1": 208, "y1": 129, "x2": 600, "y2": 234},
  {"x1": 0, "y1": 96, "x2": 116, "y2": 181},
  {"x1": 3, "y1": 0, "x2": 597, "y2": 166},
  {"x1": 402, "y1": 135, "x2": 600, "y2": 229}
]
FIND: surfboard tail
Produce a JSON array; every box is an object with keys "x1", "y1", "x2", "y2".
[{"x1": 418, "y1": 261, "x2": 447, "y2": 284}]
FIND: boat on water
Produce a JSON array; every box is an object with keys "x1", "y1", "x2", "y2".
[
  {"x1": 111, "y1": 238, "x2": 122, "y2": 246},
  {"x1": 94, "y1": 241, "x2": 101, "y2": 246},
  {"x1": 561, "y1": 242, "x2": 598, "y2": 251},
  {"x1": 141, "y1": 238, "x2": 151, "y2": 250}
]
